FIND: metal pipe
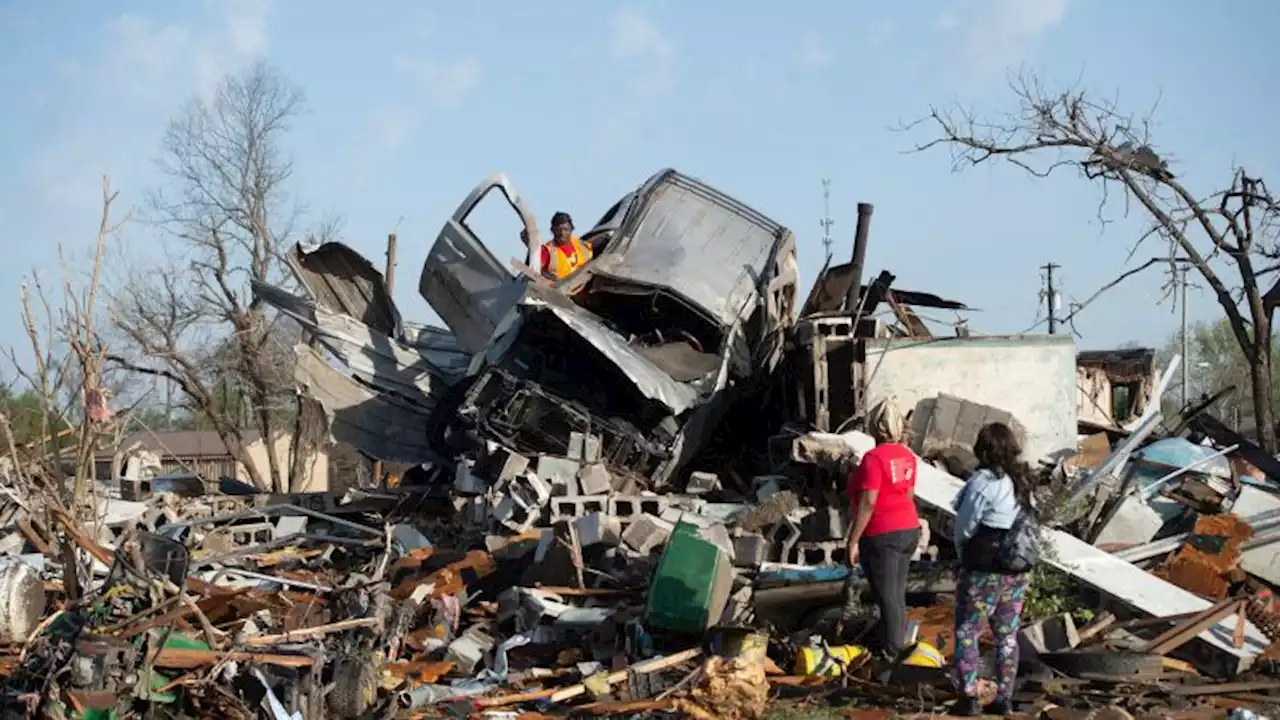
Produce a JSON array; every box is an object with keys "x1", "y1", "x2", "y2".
[{"x1": 843, "y1": 203, "x2": 874, "y2": 313}]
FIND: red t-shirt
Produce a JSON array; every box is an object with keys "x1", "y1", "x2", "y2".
[{"x1": 847, "y1": 442, "x2": 920, "y2": 537}]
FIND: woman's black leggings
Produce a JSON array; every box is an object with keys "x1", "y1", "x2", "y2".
[{"x1": 859, "y1": 527, "x2": 920, "y2": 654}]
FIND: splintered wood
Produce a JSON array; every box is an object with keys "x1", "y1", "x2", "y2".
[{"x1": 1155, "y1": 514, "x2": 1254, "y2": 599}]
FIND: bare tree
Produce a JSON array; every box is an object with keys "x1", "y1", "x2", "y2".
[
  {"x1": 107, "y1": 62, "x2": 319, "y2": 492},
  {"x1": 908, "y1": 71, "x2": 1280, "y2": 451},
  {"x1": 4, "y1": 177, "x2": 129, "y2": 509}
]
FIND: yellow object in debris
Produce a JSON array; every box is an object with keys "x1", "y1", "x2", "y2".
[
  {"x1": 794, "y1": 644, "x2": 868, "y2": 676},
  {"x1": 901, "y1": 641, "x2": 945, "y2": 668}
]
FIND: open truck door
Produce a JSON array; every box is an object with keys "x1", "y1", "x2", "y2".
[{"x1": 418, "y1": 173, "x2": 540, "y2": 354}]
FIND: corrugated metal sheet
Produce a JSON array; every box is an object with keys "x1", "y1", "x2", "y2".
[
  {"x1": 253, "y1": 280, "x2": 468, "y2": 403},
  {"x1": 590, "y1": 171, "x2": 784, "y2": 328},
  {"x1": 292, "y1": 242, "x2": 402, "y2": 338},
  {"x1": 293, "y1": 346, "x2": 442, "y2": 465}
]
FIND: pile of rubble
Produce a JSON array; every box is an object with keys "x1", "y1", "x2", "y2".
[{"x1": 6, "y1": 168, "x2": 1280, "y2": 718}]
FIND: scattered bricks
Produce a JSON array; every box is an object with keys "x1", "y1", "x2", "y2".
[
  {"x1": 800, "y1": 507, "x2": 848, "y2": 541},
  {"x1": 548, "y1": 496, "x2": 609, "y2": 523},
  {"x1": 575, "y1": 512, "x2": 623, "y2": 548},
  {"x1": 1018, "y1": 613, "x2": 1080, "y2": 660},
  {"x1": 473, "y1": 447, "x2": 530, "y2": 484},
  {"x1": 732, "y1": 533, "x2": 770, "y2": 568},
  {"x1": 686, "y1": 471, "x2": 720, "y2": 495},
  {"x1": 453, "y1": 460, "x2": 488, "y2": 495},
  {"x1": 622, "y1": 515, "x2": 675, "y2": 555},
  {"x1": 577, "y1": 463, "x2": 612, "y2": 496},
  {"x1": 568, "y1": 432, "x2": 602, "y2": 462},
  {"x1": 784, "y1": 541, "x2": 848, "y2": 567},
  {"x1": 444, "y1": 627, "x2": 496, "y2": 674},
  {"x1": 610, "y1": 495, "x2": 673, "y2": 521}
]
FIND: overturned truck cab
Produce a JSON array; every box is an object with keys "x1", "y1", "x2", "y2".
[{"x1": 423, "y1": 169, "x2": 800, "y2": 488}]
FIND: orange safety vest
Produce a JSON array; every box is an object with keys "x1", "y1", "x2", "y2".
[{"x1": 541, "y1": 236, "x2": 592, "y2": 279}]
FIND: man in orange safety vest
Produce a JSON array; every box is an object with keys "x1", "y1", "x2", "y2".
[{"x1": 537, "y1": 211, "x2": 592, "y2": 281}]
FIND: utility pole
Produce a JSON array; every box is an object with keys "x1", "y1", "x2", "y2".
[
  {"x1": 1040, "y1": 262, "x2": 1061, "y2": 334},
  {"x1": 820, "y1": 179, "x2": 834, "y2": 264},
  {"x1": 1180, "y1": 264, "x2": 1190, "y2": 407}
]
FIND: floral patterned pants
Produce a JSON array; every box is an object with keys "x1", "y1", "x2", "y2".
[{"x1": 951, "y1": 568, "x2": 1030, "y2": 701}]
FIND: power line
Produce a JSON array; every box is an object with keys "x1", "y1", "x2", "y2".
[{"x1": 820, "y1": 178, "x2": 834, "y2": 264}]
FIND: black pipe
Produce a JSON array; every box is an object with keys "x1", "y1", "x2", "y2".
[{"x1": 844, "y1": 203, "x2": 874, "y2": 313}]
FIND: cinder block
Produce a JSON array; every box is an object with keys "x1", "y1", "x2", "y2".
[
  {"x1": 1018, "y1": 613, "x2": 1080, "y2": 658},
  {"x1": 473, "y1": 447, "x2": 530, "y2": 484},
  {"x1": 720, "y1": 585, "x2": 754, "y2": 624},
  {"x1": 687, "y1": 471, "x2": 721, "y2": 495},
  {"x1": 575, "y1": 512, "x2": 623, "y2": 547},
  {"x1": 491, "y1": 495, "x2": 536, "y2": 532},
  {"x1": 568, "y1": 432, "x2": 602, "y2": 462},
  {"x1": 549, "y1": 495, "x2": 609, "y2": 523},
  {"x1": 511, "y1": 472, "x2": 553, "y2": 510},
  {"x1": 800, "y1": 507, "x2": 849, "y2": 542},
  {"x1": 577, "y1": 463, "x2": 612, "y2": 495},
  {"x1": 785, "y1": 541, "x2": 847, "y2": 567},
  {"x1": 610, "y1": 495, "x2": 672, "y2": 521},
  {"x1": 536, "y1": 455, "x2": 581, "y2": 489},
  {"x1": 733, "y1": 534, "x2": 770, "y2": 568},
  {"x1": 621, "y1": 515, "x2": 675, "y2": 555}
]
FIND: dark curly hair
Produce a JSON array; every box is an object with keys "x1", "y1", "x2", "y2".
[{"x1": 973, "y1": 422, "x2": 1035, "y2": 511}]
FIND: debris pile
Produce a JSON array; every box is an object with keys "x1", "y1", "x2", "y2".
[{"x1": 6, "y1": 168, "x2": 1280, "y2": 717}]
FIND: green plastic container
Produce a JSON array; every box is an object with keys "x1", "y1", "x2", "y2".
[{"x1": 645, "y1": 520, "x2": 734, "y2": 634}]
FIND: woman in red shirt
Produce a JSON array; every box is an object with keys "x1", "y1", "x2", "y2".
[{"x1": 845, "y1": 397, "x2": 920, "y2": 657}]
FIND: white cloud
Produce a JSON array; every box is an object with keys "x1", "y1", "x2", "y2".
[
  {"x1": 869, "y1": 19, "x2": 897, "y2": 48},
  {"x1": 797, "y1": 31, "x2": 834, "y2": 69},
  {"x1": 939, "y1": 0, "x2": 1067, "y2": 82},
  {"x1": 394, "y1": 53, "x2": 484, "y2": 110},
  {"x1": 96, "y1": 0, "x2": 274, "y2": 102},
  {"x1": 936, "y1": 11, "x2": 961, "y2": 32},
  {"x1": 610, "y1": 6, "x2": 676, "y2": 97}
]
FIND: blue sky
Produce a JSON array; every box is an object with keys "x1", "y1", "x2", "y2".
[{"x1": 1, "y1": 0, "x2": 1277, "y2": 356}]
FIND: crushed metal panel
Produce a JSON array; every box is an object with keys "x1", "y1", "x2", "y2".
[
  {"x1": 587, "y1": 170, "x2": 785, "y2": 329},
  {"x1": 520, "y1": 290, "x2": 703, "y2": 415},
  {"x1": 293, "y1": 346, "x2": 441, "y2": 465},
  {"x1": 291, "y1": 241, "x2": 402, "y2": 337},
  {"x1": 254, "y1": 281, "x2": 469, "y2": 398}
]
